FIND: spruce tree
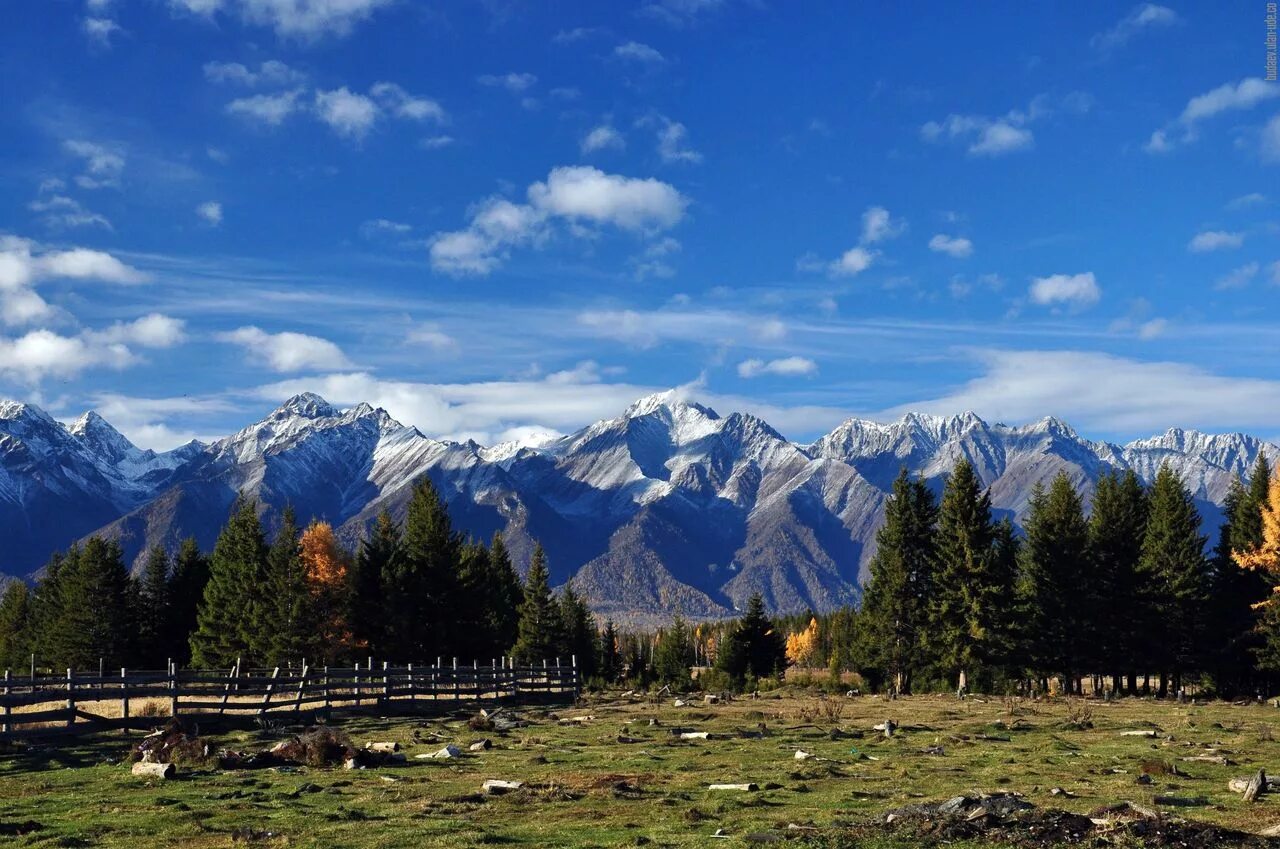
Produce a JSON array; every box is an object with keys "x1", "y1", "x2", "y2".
[
  {"x1": 385, "y1": 478, "x2": 462, "y2": 660},
  {"x1": 47, "y1": 537, "x2": 135, "y2": 669},
  {"x1": 930, "y1": 458, "x2": 1006, "y2": 692},
  {"x1": 135, "y1": 545, "x2": 172, "y2": 667},
  {"x1": 27, "y1": 551, "x2": 67, "y2": 671},
  {"x1": 167, "y1": 538, "x2": 209, "y2": 665},
  {"x1": 717, "y1": 593, "x2": 786, "y2": 686},
  {"x1": 264, "y1": 506, "x2": 312, "y2": 666},
  {"x1": 190, "y1": 495, "x2": 270, "y2": 668},
  {"x1": 352, "y1": 511, "x2": 399, "y2": 657},
  {"x1": 0, "y1": 581, "x2": 32, "y2": 669},
  {"x1": 859, "y1": 468, "x2": 938, "y2": 694},
  {"x1": 558, "y1": 582, "x2": 600, "y2": 680},
  {"x1": 600, "y1": 619, "x2": 622, "y2": 683},
  {"x1": 1212, "y1": 456, "x2": 1274, "y2": 695},
  {"x1": 1021, "y1": 473, "x2": 1090, "y2": 693},
  {"x1": 1139, "y1": 463, "x2": 1209, "y2": 696},
  {"x1": 653, "y1": 615, "x2": 695, "y2": 688},
  {"x1": 454, "y1": 539, "x2": 493, "y2": 661},
  {"x1": 1088, "y1": 469, "x2": 1149, "y2": 694},
  {"x1": 484, "y1": 532, "x2": 523, "y2": 658},
  {"x1": 511, "y1": 545, "x2": 563, "y2": 663}
]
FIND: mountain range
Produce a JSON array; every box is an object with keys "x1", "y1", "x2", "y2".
[{"x1": 1, "y1": 391, "x2": 1273, "y2": 624}]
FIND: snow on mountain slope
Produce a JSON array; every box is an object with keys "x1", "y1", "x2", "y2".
[{"x1": 1, "y1": 391, "x2": 1275, "y2": 622}]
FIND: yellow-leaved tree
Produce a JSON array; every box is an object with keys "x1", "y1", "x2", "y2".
[
  {"x1": 785, "y1": 617, "x2": 819, "y2": 667},
  {"x1": 1234, "y1": 473, "x2": 1280, "y2": 672},
  {"x1": 299, "y1": 521, "x2": 353, "y2": 664}
]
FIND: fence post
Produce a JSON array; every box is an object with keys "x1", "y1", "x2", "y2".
[
  {"x1": 407, "y1": 663, "x2": 415, "y2": 709},
  {"x1": 453, "y1": 657, "x2": 459, "y2": 701},
  {"x1": 2, "y1": 669, "x2": 11, "y2": 734},
  {"x1": 382, "y1": 661, "x2": 390, "y2": 706},
  {"x1": 295, "y1": 664, "x2": 308, "y2": 714},
  {"x1": 323, "y1": 666, "x2": 331, "y2": 712},
  {"x1": 169, "y1": 661, "x2": 179, "y2": 717},
  {"x1": 120, "y1": 667, "x2": 129, "y2": 726},
  {"x1": 354, "y1": 662, "x2": 361, "y2": 706},
  {"x1": 66, "y1": 668, "x2": 75, "y2": 728},
  {"x1": 260, "y1": 667, "x2": 280, "y2": 715},
  {"x1": 572, "y1": 654, "x2": 579, "y2": 697},
  {"x1": 98, "y1": 658, "x2": 104, "y2": 695}
]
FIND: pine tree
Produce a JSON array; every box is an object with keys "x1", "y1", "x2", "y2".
[
  {"x1": 47, "y1": 537, "x2": 135, "y2": 669},
  {"x1": 1235, "y1": 466, "x2": 1280, "y2": 674},
  {"x1": 135, "y1": 545, "x2": 172, "y2": 667},
  {"x1": 484, "y1": 532, "x2": 523, "y2": 658},
  {"x1": 27, "y1": 551, "x2": 67, "y2": 671},
  {"x1": 558, "y1": 582, "x2": 599, "y2": 680},
  {"x1": 0, "y1": 581, "x2": 32, "y2": 669},
  {"x1": 453, "y1": 539, "x2": 493, "y2": 661},
  {"x1": 264, "y1": 506, "x2": 311, "y2": 666},
  {"x1": 930, "y1": 458, "x2": 1007, "y2": 692},
  {"x1": 1087, "y1": 470, "x2": 1149, "y2": 694},
  {"x1": 190, "y1": 495, "x2": 270, "y2": 668},
  {"x1": 600, "y1": 619, "x2": 622, "y2": 683},
  {"x1": 511, "y1": 545, "x2": 563, "y2": 663},
  {"x1": 653, "y1": 615, "x2": 695, "y2": 688},
  {"x1": 717, "y1": 593, "x2": 786, "y2": 686},
  {"x1": 384, "y1": 478, "x2": 462, "y2": 660},
  {"x1": 352, "y1": 511, "x2": 399, "y2": 656},
  {"x1": 860, "y1": 468, "x2": 938, "y2": 694},
  {"x1": 167, "y1": 538, "x2": 210, "y2": 665},
  {"x1": 299, "y1": 521, "x2": 354, "y2": 665},
  {"x1": 1021, "y1": 473, "x2": 1090, "y2": 693},
  {"x1": 1139, "y1": 463, "x2": 1209, "y2": 695}
]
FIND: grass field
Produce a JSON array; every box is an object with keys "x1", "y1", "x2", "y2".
[{"x1": 3, "y1": 689, "x2": 1280, "y2": 847}]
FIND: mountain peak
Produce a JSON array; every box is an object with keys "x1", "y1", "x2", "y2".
[
  {"x1": 624, "y1": 390, "x2": 719, "y2": 421},
  {"x1": 274, "y1": 392, "x2": 339, "y2": 419}
]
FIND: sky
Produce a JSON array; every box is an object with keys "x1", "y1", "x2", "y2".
[{"x1": 1, "y1": 1, "x2": 1278, "y2": 451}]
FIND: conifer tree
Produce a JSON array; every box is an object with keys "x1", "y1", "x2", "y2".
[
  {"x1": 716, "y1": 593, "x2": 786, "y2": 685},
  {"x1": 930, "y1": 458, "x2": 1006, "y2": 692},
  {"x1": 167, "y1": 538, "x2": 209, "y2": 665},
  {"x1": 558, "y1": 582, "x2": 599, "y2": 680},
  {"x1": 484, "y1": 532, "x2": 523, "y2": 657},
  {"x1": 1214, "y1": 456, "x2": 1275, "y2": 692},
  {"x1": 264, "y1": 506, "x2": 311, "y2": 666},
  {"x1": 352, "y1": 511, "x2": 398, "y2": 656},
  {"x1": 1021, "y1": 473, "x2": 1090, "y2": 693},
  {"x1": 135, "y1": 545, "x2": 172, "y2": 667},
  {"x1": 1234, "y1": 467, "x2": 1280, "y2": 673},
  {"x1": 385, "y1": 478, "x2": 461, "y2": 659},
  {"x1": 27, "y1": 551, "x2": 67, "y2": 671},
  {"x1": 453, "y1": 539, "x2": 493, "y2": 661},
  {"x1": 190, "y1": 495, "x2": 270, "y2": 668},
  {"x1": 600, "y1": 619, "x2": 622, "y2": 683},
  {"x1": 511, "y1": 545, "x2": 562, "y2": 663},
  {"x1": 47, "y1": 537, "x2": 135, "y2": 669},
  {"x1": 0, "y1": 581, "x2": 32, "y2": 669},
  {"x1": 653, "y1": 615, "x2": 695, "y2": 687},
  {"x1": 1087, "y1": 469, "x2": 1149, "y2": 694},
  {"x1": 859, "y1": 468, "x2": 937, "y2": 694},
  {"x1": 299, "y1": 521, "x2": 353, "y2": 665},
  {"x1": 1139, "y1": 463, "x2": 1209, "y2": 695}
]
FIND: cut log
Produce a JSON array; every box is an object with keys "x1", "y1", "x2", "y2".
[
  {"x1": 131, "y1": 761, "x2": 175, "y2": 779},
  {"x1": 709, "y1": 783, "x2": 758, "y2": 791},
  {"x1": 482, "y1": 779, "x2": 524, "y2": 795},
  {"x1": 1120, "y1": 730, "x2": 1158, "y2": 738},
  {"x1": 794, "y1": 750, "x2": 813, "y2": 761},
  {"x1": 1244, "y1": 769, "x2": 1267, "y2": 803},
  {"x1": 704, "y1": 695, "x2": 720, "y2": 705},
  {"x1": 680, "y1": 731, "x2": 710, "y2": 740},
  {"x1": 430, "y1": 744, "x2": 462, "y2": 759},
  {"x1": 365, "y1": 742, "x2": 400, "y2": 753},
  {"x1": 469, "y1": 739, "x2": 492, "y2": 752},
  {"x1": 673, "y1": 699, "x2": 688, "y2": 707}
]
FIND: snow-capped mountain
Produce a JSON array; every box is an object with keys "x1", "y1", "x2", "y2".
[{"x1": 0, "y1": 392, "x2": 1274, "y2": 622}]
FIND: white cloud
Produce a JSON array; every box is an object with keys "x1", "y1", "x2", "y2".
[
  {"x1": 640, "y1": 0, "x2": 726, "y2": 28},
  {"x1": 1, "y1": 289, "x2": 57, "y2": 327},
  {"x1": 82, "y1": 17, "x2": 123, "y2": 45},
  {"x1": 203, "y1": 59, "x2": 304, "y2": 86},
  {"x1": 174, "y1": 0, "x2": 393, "y2": 39},
  {"x1": 217, "y1": 325, "x2": 352, "y2": 372},
  {"x1": 1091, "y1": 4, "x2": 1180, "y2": 53},
  {"x1": 829, "y1": 247, "x2": 876, "y2": 277},
  {"x1": 226, "y1": 89, "x2": 303, "y2": 125},
  {"x1": 969, "y1": 122, "x2": 1034, "y2": 156},
  {"x1": 1270, "y1": 260, "x2": 1280, "y2": 286},
  {"x1": 406, "y1": 323, "x2": 459, "y2": 353},
  {"x1": 420, "y1": 135, "x2": 454, "y2": 150},
  {"x1": 860, "y1": 206, "x2": 905, "y2": 244},
  {"x1": 1214, "y1": 262, "x2": 1260, "y2": 290},
  {"x1": 921, "y1": 92, "x2": 1090, "y2": 157},
  {"x1": 360, "y1": 218, "x2": 412, "y2": 238},
  {"x1": 581, "y1": 124, "x2": 625, "y2": 154},
  {"x1": 1028, "y1": 272, "x2": 1101, "y2": 307},
  {"x1": 82, "y1": 392, "x2": 235, "y2": 450},
  {"x1": 929, "y1": 234, "x2": 973, "y2": 258},
  {"x1": 1188, "y1": 230, "x2": 1244, "y2": 252},
  {"x1": 63, "y1": 139, "x2": 125, "y2": 189},
  {"x1": 1148, "y1": 78, "x2": 1280, "y2": 152},
  {"x1": 614, "y1": 41, "x2": 665, "y2": 63},
  {"x1": 0, "y1": 329, "x2": 135, "y2": 382},
  {"x1": 1262, "y1": 114, "x2": 1280, "y2": 163},
  {"x1": 0, "y1": 239, "x2": 149, "y2": 290},
  {"x1": 1226, "y1": 192, "x2": 1267, "y2": 210},
  {"x1": 92, "y1": 313, "x2": 187, "y2": 348},
  {"x1": 370, "y1": 82, "x2": 446, "y2": 123},
  {"x1": 314, "y1": 87, "x2": 379, "y2": 139},
  {"x1": 894, "y1": 348, "x2": 1280, "y2": 434},
  {"x1": 477, "y1": 72, "x2": 537, "y2": 92},
  {"x1": 196, "y1": 200, "x2": 223, "y2": 226},
  {"x1": 28, "y1": 194, "x2": 112, "y2": 230},
  {"x1": 737, "y1": 356, "x2": 818, "y2": 378},
  {"x1": 1136, "y1": 318, "x2": 1168, "y2": 340}
]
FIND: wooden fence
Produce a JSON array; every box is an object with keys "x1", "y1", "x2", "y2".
[{"x1": 0, "y1": 657, "x2": 578, "y2": 741}]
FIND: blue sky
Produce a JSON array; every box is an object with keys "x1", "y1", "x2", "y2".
[{"x1": 1, "y1": 1, "x2": 1278, "y2": 450}]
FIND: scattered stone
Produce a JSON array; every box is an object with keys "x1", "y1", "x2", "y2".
[
  {"x1": 482, "y1": 779, "x2": 524, "y2": 795},
  {"x1": 708, "y1": 783, "x2": 758, "y2": 791},
  {"x1": 469, "y1": 740, "x2": 492, "y2": 752},
  {"x1": 131, "y1": 761, "x2": 175, "y2": 779}
]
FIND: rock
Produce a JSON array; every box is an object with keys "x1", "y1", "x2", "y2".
[
  {"x1": 469, "y1": 740, "x2": 492, "y2": 752},
  {"x1": 793, "y1": 750, "x2": 813, "y2": 761},
  {"x1": 430, "y1": 745, "x2": 462, "y2": 759},
  {"x1": 131, "y1": 761, "x2": 175, "y2": 779},
  {"x1": 482, "y1": 779, "x2": 524, "y2": 795},
  {"x1": 708, "y1": 783, "x2": 758, "y2": 791},
  {"x1": 1244, "y1": 769, "x2": 1267, "y2": 803}
]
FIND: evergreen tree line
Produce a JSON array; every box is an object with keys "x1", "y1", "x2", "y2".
[{"x1": 770, "y1": 455, "x2": 1279, "y2": 698}]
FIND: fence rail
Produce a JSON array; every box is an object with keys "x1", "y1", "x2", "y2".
[{"x1": 0, "y1": 657, "x2": 578, "y2": 741}]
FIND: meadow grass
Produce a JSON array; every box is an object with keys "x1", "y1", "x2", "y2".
[{"x1": 2, "y1": 690, "x2": 1279, "y2": 847}]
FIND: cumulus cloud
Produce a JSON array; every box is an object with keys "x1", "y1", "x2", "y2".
[
  {"x1": 63, "y1": 139, "x2": 125, "y2": 189},
  {"x1": 226, "y1": 89, "x2": 304, "y2": 125},
  {"x1": 1, "y1": 289, "x2": 57, "y2": 327},
  {"x1": 81, "y1": 392, "x2": 235, "y2": 450},
  {"x1": 82, "y1": 17, "x2": 123, "y2": 45},
  {"x1": 1214, "y1": 262, "x2": 1259, "y2": 290},
  {"x1": 28, "y1": 193, "x2": 112, "y2": 231},
  {"x1": 406, "y1": 323, "x2": 459, "y2": 353},
  {"x1": 614, "y1": 41, "x2": 665, "y2": 63},
  {"x1": 860, "y1": 206, "x2": 906, "y2": 244},
  {"x1": 477, "y1": 72, "x2": 537, "y2": 92},
  {"x1": 91, "y1": 313, "x2": 187, "y2": 348},
  {"x1": 217, "y1": 325, "x2": 352, "y2": 372},
  {"x1": 1262, "y1": 114, "x2": 1280, "y2": 163},
  {"x1": 171, "y1": 0, "x2": 393, "y2": 39},
  {"x1": 429, "y1": 166, "x2": 688, "y2": 275},
  {"x1": 1028, "y1": 272, "x2": 1100, "y2": 308},
  {"x1": 1147, "y1": 78, "x2": 1280, "y2": 152},
  {"x1": 736, "y1": 356, "x2": 818, "y2": 378},
  {"x1": 1090, "y1": 4, "x2": 1179, "y2": 53},
  {"x1": 370, "y1": 81, "x2": 446, "y2": 122},
  {"x1": 581, "y1": 124, "x2": 625, "y2": 154},
  {"x1": 929, "y1": 234, "x2": 973, "y2": 258},
  {"x1": 0, "y1": 329, "x2": 135, "y2": 382},
  {"x1": 196, "y1": 201, "x2": 223, "y2": 226},
  {"x1": 314, "y1": 87, "x2": 379, "y2": 139},
  {"x1": 922, "y1": 92, "x2": 1091, "y2": 157},
  {"x1": 203, "y1": 59, "x2": 304, "y2": 86},
  {"x1": 828, "y1": 247, "x2": 876, "y2": 277},
  {"x1": 1187, "y1": 230, "x2": 1244, "y2": 252},
  {"x1": 0, "y1": 239, "x2": 150, "y2": 290},
  {"x1": 803, "y1": 205, "x2": 904, "y2": 278}
]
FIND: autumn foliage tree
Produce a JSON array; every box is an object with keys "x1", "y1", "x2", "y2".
[
  {"x1": 785, "y1": 617, "x2": 819, "y2": 667},
  {"x1": 1234, "y1": 472, "x2": 1280, "y2": 672},
  {"x1": 299, "y1": 521, "x2": 354, "y2": 664}
]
